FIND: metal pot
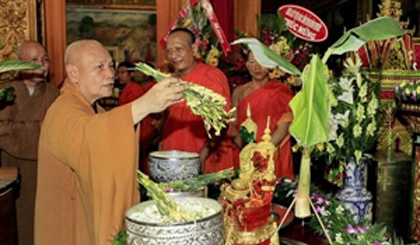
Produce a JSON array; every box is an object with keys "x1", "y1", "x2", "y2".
[
  {"x1": 166, "y1": 187, "x2": 207, "y2": 198},
  {"x1": 125, "y1": 197, "x2": 223, "y2": 245},
  {"x1": 148, "y1": 151, "x2": 200, "y2": 182}
]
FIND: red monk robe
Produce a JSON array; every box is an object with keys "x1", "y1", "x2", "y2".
[
  {"x1": 119, "y1": 82, "x2": 144, "y2": 105},
  {"x1": 160, "y1": 63, "x2": 233, "y2": 173},
  {"x1": 236, "y1": 81, "x2": 294, "y2": 179},
  {"x1": 119, "y1": 81, "x2": 158, "y2": 174},
  {"x1": 35, "y1": 80, "x2": 140, "y2": 245}
]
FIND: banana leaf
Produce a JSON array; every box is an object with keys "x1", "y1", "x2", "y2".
[
  {"x1": 0, "y1": 60, "x2": 42, "y2": 102},
  {"x1": 0, "y1": 59, "x2": 43, "y2": 74},
  {"x1": 231, "y1": 38, "x2": 301, "y2": 76},
  {"x1": 289, "y1": 55, "x2": 330, "y2": 147},
  {"x1": 323, "y1": 17, "x2": 404, "y2": 61}
]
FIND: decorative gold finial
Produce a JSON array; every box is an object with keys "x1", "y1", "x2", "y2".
[
  {"x1": 247, "y1": 103, "x2": 252, "y2": 117},
  {"x1": 241, "y1": 103, "x2": 258, "y2": 142},
  {"x1": 262, "y1": 116, "x2": 272, "y2": 143}
]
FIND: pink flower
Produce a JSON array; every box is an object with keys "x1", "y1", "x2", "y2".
[
  {"x1": 315, "y1": 205, "x2": 325, "y2": 213},
  {"x1": 357, "y1": 226, "x2": 369, "y2": 233},
  {"x1": 345, "y1": 225, "x2": 358, "y2": 234}
]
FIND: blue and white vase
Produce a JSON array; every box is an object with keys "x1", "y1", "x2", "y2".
[{"x1": 335, "y1": 157, "x2": 372, "y2": 224}]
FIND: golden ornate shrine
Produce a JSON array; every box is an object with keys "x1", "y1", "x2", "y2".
[{"x1": 357, "y1": 0, "x2": 420, "y2": 241}]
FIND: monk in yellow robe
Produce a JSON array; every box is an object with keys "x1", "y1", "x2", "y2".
[
  {"x1": 0, "y1": 41, "x2": 59, "y2": 245},
  {"x1": 232, "y1": 51, "x2": 294, "y2": 179},
  {"x1": 160, "y1": 28, "x2": 233, "y2": 173},
  {"x1": 34, "y1": 40, "x2": 186, "y2": 245}
]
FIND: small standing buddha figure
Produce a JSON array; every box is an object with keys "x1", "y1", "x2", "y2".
[{"x1": 221, "y1": 118, "x2": 279, "y2": 245}]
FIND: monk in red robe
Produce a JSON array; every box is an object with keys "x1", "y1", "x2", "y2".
[
  {"x1": 118, "y1": 61, "x2": 159, "y2": 174},
  {"x1": 0, "y1": 41, "x2": 59, "y2": 245},
  {"x1": 34, "y1": 40, "x2": 186, "y2": 245},
  {"x1": 232, "y1": 51, "x2": 294, "y2": 179},
  {"x1": 160, "y1": 28, "x2": 233, "y2": 173}
]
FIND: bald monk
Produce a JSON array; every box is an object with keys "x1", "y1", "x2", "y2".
[
  {"x1": 160, "y1": 28, "x2": 233, "y2": 174},
  {"x1": 231, "y1": 51, "x2": 295, "y2": 179},
  {"x1": 34, "y1": 40, "x2": 186, "y2": 245},
  {"x1": 0, "y1": 41, "x2": 59, "y2": 245}
]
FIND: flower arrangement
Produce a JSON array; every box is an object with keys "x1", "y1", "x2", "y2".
[
  {"x1": 395, "y1": 81, "x2": 420, "y2": 103},
  {"x1": 274, "y1": 178, "x2": 417, "y2": 245},
  {"x1": 135, "y1": 62, "x2": 235, "y2": 137},
  {"x1": 233, "y1": 17, "x2": 405, "y2": 242},
  {"x1": 314, "y1": 54, "x2": 383, "y2": 165},
  {"x1": 257, "y1": 14, "x2": 312, "y2": 81},
  {"x1": 176, "y1": 0, "x2": 221, "y2": 67}
]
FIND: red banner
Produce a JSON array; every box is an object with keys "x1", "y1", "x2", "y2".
[
  {"x1": 159, "y1": 0, "x2": 231, "y2": 56},
  {"x1": 278, "y1": 5, "x2": 328, "y2": 42}
]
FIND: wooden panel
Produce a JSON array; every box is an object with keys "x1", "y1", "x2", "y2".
[{"x1": 0, "y1": 0, "x2": 38, "y2": 61}]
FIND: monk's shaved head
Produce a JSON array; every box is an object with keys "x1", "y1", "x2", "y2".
[
  {"x1": 64, "y1": 40, "x2": 104, "y2": 65},
  {"x1": 168, "y1": 28, "x2": 195, "y2": 46},
  {"x1": 18, "y1": 41, "x2": 46, "y2": 59}
]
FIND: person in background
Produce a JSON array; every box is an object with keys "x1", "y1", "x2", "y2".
[
  {"x1": 34, "y1": 40, "x2": 186, "y2": 245},
  {"x1": 160, "y1": 28, "x2": 233, "y2": 174},
  {"x1": 0, "y1": 40, "x2": 59, "y2": 245},
  {"x1": 231, "y1": 51, "x2": 295, "y2": 179},
  {"x1": 117, "y1": 61, "x2": 143, "y2": 105}
]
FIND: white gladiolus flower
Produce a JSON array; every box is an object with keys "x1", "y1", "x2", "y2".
[
  {"x1": 334, "y1": 110, "x2": 350, "y2": 128},
  {"x1": 344, "y1": 54, "x2": 362, "y2": 75},
  {"x1": 337, "y1": 90, "x2": 354, "y2": 104},
  {"x1": 338, "y1": 76, "x2": 355, "y2": 91}
]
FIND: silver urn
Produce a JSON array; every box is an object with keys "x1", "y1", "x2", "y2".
[
  {"x1": 148, "y1": 151, "x2": 201, "y2": 182},
  {"x1": 125, "y1": 197, "x2": 224, "y2": 245}
]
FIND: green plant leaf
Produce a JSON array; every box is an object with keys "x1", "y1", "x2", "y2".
[
  {"x1": 0, "y1": 87, "x2": 15, "y2": 102},
  {"x1": 231, "y1": 38, "x2": 302, "y2": 76},
  {"x1": 289, "y1": 55, "x2": 330, "y2": 147},
  {"x1": 328, "y1": 17, "x2": 404, "y2": 56},
  {"x1": 0, "y1": 59, "x2": 43, "y2": 74}
]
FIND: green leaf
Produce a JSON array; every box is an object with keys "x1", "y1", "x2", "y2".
[
  {"x1": 0, "y1": 59, "x2": 43, "y2": 74},
  {"x1": 0, "y1": 87, "x2": 15, "y2": 102},
  {"x1": 289, "y1": 55, "x2": 330, "y2": 147},
  {"x1": 231, "y1": 38, "x2": 302, "y2": 76},
  {"x1": 240, "y1": 126, "x2": 256, "y2": 144},
  {"x1": 327, "y1": 17, "x2": 404, "y2": 56}
]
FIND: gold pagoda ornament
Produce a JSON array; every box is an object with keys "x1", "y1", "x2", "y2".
[
  {"x1": 376, "y1": 0, "x2": 415, "y2": 70},
  {"x1": 240, "y1": 103, "x2": 258, "y2": 143},
  {"x1": 221, "y1": 117, "x2": 279, "y2": 245}
]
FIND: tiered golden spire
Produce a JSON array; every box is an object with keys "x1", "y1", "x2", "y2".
[{"x1": 378, "y1": 0, "x2": 412, "y2": 32}]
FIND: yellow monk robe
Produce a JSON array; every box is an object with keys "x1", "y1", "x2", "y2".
[
  {"x1": 160, "y1": 63, "x2": 233, "y2": 173},
  {"x1": 35, "y1": 80, "x2": 140, "y2": 245},
  {"x1": 236, "y1": 81, "x2": 294, "y2": 179}
]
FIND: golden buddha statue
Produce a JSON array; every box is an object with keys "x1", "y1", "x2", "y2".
[{"x1": 221, "y1": 118, "x2": 279, "y2": 245}]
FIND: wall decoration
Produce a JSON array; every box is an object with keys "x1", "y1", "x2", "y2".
[
  {"x1": 66, "y1": 0, "x2": 156, "y2": 9},
  {"x1": 66, "y1": 6, "x2": 157, "y2": 65}
]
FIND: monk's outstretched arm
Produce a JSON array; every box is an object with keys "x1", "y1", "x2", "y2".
[{"x1": 130, "y1": 77, "x2": 185, "y2": 124}]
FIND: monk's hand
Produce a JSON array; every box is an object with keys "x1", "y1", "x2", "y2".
[{"x1": 145, "y1": 77, "x2": 186, "y2": 113}]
